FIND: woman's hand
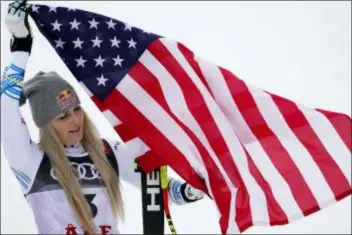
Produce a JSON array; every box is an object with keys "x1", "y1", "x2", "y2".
[
  {"x1": 5, "y1": 0, "x2": 33, "y2": 54},
  {"x1": 5, "y1": 0, "x2": 32, "y2": 38},
  {"x1": 168, "y1": 178, "x2": 205, "y2": 205},
  {"x1": 182, "y1": 182, "x2": 205, "y2": 202}
]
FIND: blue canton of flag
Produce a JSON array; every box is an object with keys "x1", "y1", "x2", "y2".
[{"x1": 28, "y1": 4, "x2": 161, "y2": 101}]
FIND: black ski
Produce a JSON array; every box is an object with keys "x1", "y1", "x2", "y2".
[{"x1": 135, "y1": 162, "x2": 165, "y2": 235}]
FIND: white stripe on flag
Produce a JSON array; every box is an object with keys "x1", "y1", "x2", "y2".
[
  {"x1": 195, "y1": 57, "x2": 304, "y2": 222},
  {"x1": 163, "y1": 39, "x2": 270, "y2": 225},
  {"x1": 124, "y1": 137, "x2": 151, "y2": 162},
  {"x1": 80, "y1": 81, "x2": 93, "y2": 97},
  {"x1": 227, "y1": 190, "x2": 240, "y2": 234},
  {"x1": 249, "y1": 86, "x2": 336, "y2": 207},
  {"x1": 299, "y1": 106, "x2": 351, "y2": 185},
  {"x1": 103, "y1": 109, "x2": 122, "y2": 127}
]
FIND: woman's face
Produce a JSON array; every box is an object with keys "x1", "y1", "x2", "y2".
[{"x1": 51, "y1": 106, "x2": 84, "y2": 146}]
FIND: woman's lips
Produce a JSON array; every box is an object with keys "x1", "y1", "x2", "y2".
[{"x1": 69, "y1": 127, "x2": 80, "y2": 133}]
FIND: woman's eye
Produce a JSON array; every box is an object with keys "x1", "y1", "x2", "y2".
[
  {"x1": 74, "y1": 107, "x2": 81, "y2": 112},
  {"x1": 59, "y1": 115, "x2": 68, "y2": 120}
]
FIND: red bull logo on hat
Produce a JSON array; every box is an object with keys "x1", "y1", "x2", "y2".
[{"x1": 57, "y1": 89, "x2": 77, "y2": 110}]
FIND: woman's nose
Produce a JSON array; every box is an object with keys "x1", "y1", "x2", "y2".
[{"x1": 70, "y1": 113, "x2": 79, "y2": 124}]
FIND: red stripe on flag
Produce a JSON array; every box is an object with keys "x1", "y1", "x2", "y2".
[
  {"x1": 220, "y1": 68, "x2": 320, "y2": 216},
  {"x1": 91, "y1": 96, "x2": 108, "y2": 110},
  {"x1": 235, "y1": 187, "x2": 253, "y2": 233},
  {"x1": 137, "y1": 150, "x2": 165, "y2": 174},
  {"x1": 245, "y1": 147, "x2": 289, "y2": 225},
  {"x1": 271, "y1": 95, "x2": 351, "y2": 201},
  {"x1": 129, "y1": 61, "x2": 170, "y2": 110},
  {"x1": 317, "y1": 109, "x2": 351, "y2": 151},
  {"x1": 113, "y1": 124, "x2": 137, "y2": 143},
  {"x1": 127, "y1": 59, "x2": 239, "y2": 233},
  {"x1": 177, "y1": 43, "x2": 212, "y2": 95}
]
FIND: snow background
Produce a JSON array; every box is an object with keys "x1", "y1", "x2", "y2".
[{"x1": 1, "y1": 1, "x2": 351, "y2": 234}]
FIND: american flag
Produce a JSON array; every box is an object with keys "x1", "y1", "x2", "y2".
[{"x1": 28, "y1": 4, "x2": 351, "y2": 234}]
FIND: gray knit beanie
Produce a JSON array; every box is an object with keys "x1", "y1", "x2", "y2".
[{"x1": 19, "y1": 71, "x2": 81, "y2": 127}]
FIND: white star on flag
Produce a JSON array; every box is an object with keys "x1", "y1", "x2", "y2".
[
  {"x1": 110, "y1": 37, "x2": 121, "y2": 48},
  {"x1": 97, "y1": 74, "x2": 108, "y2": 86},
  {"x1": 67, "y1": 7, "x2": 76, "y2": 12},
  {"x1": 91, "y1": 36, "x2": 103, "y2": 48},
  {"x1": 113, "y1": 55, "x2": 124, "y2": 67},
  {"x1": 31, "y1": 5, "x2": 40, "y2": 13},
  {"x1": 75, "y1": 56, "x2": 87, "y2": 68},
  {"x1": 72, "y1": 37, "x2": 84, "y2": 49},
  {"x1": 94, "y1": 55, "x2": 106, "y2": 67},
  {"x1": 54, "y1": 38, "x2": 65, "y2": 49},
  {"x1": 88, "y1": 18, "x2": 99, "y2": 29},
  {"x1": 48, "y1": 6, "x2": 57, "y2": 12},
  {"x1": 124, "y1": 23, "x2": 133, "y2": 31},
  {"x1": 106, "y1": 19, "x2": 117, "y2": 29},
  {"x1": 69, "y1": 18, "x2": 81, "y2": 30},
  {"x1": 127, "y1": 38, "x2": 137, "y2": 49},
  {"x1": 51, "y1": 20, "x2": 62, "y2": 32}
]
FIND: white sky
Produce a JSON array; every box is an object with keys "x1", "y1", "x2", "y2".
[{"x1": 1, "y1": 1, "x2": 351, "y2": 234}]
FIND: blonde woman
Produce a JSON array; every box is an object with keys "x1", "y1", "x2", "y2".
[{"x1": 0, "y1": 1, "x2": 204, "y2": 234}]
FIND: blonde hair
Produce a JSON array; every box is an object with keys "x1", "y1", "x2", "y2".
[{"x1": 39, "y1": 110, "x2": 124, "y2": 234}]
